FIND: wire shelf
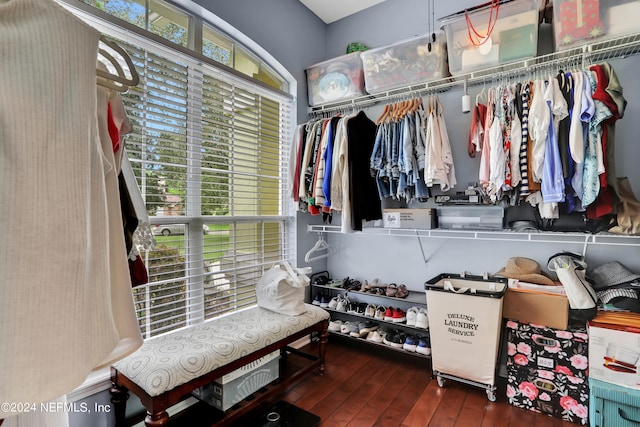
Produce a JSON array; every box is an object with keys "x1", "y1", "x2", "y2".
[{"x1": 308, "y1": 32, "x2": 640, "y2": 116}]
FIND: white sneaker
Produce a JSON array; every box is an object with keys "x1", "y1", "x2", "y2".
[
  {"x1": 406, "y1": 307, "x2": 419, "y2": 327},
  {"x1": 340, "y1": 321, "x2": 353, "y2": 334},
  {"x1": 336, "y1": 296, "x2": 349, "y2": 312},
  {"x1": 415, "y1": 308, "x2": 429, "y2": 329},
  {"x1": 328, "y1": 296, "x2": 340, "y2": 310},
  {"x1": 365, "y1": 304, "x2": 376, "y2": 317},
  {"x1": 366, "y1": 330, "x2": 384, "y2": 343},
  {"x1": 328, "y1": 319, "x2": 343, "y2": 332},
  {"x1": 375, "y1": 305, "x2": 386, "y2": 320}
]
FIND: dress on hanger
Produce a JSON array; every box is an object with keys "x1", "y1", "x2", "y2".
[{"x1": 0, "y1": 0, "x2": 140, "y2": 416}]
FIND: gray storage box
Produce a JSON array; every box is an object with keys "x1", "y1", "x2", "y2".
[{"x1": 436, "y1": 206, "x2": 504, "y2": 230}]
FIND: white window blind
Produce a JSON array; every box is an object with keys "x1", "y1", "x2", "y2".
[{"x1": 63, "y1": 3, "x2": 295, "y2": 339}]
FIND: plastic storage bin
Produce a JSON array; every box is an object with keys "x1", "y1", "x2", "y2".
[
  {"x1": 436, "y1": 205, "x2": 504, "y2": 230},
  {"x1": 590, "y1": 378, "x2": 640, "y2": 427},
  {"x1": 360, "y1": 33, "x2": 448, "y2": 93},
  {"x1": 192, "y1": 353, "x2": 280, "y2": 411},
  {"x1": 425, "y1": 273, "x2": 508, "y2": 401},
  {"x1": 305, "y1": 52, "x2": 366, "y2": 107},
  {"x1": 440, "y1": 0, "x2": 540, "y2": 75},
  {"x1": 553, "y1": 0, "x2": 640, "y2": 50}
]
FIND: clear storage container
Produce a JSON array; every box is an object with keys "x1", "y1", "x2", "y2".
[
  {"x1": 440, "y1": 0, "x2": 541, "y2": 75},
  {"x1": 553, "y1": 0, "x2": 640, "y2": 50},
  {"x1": 360, "y1": 32, "x2": 448, "y2": 94},
  {"x1": 305, "y1": 52, "x2": 366, "y2": 107},
  {"x1": 436, "y1": 206, "x2": 504, "y2": 230}
]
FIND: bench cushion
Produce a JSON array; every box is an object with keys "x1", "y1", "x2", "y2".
[{"x1": 112, "y1": 304, "x2": 329, "y2": 397}]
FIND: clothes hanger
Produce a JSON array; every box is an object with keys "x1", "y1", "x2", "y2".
[
  {"x1": 304, "y1": 233, "x2": 336, "y2": 262},
  {"x1": 97, "y1": 35, "x2": 140, "y2": 92},
  {"x1": 376, "y1": 103, "x2": 390, "y2": 125}
]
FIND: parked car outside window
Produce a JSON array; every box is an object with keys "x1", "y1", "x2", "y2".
[{"x1": 153, "y1": 224, "x2": 209, "y2": 236}]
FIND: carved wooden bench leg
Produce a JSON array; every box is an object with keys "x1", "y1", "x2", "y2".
[
  {"x1": 110, "y1": 384, "x2": 129, "y2": 427},
  {"x1": 144, "y1": 410, "x2": 170, "y2": 427}
]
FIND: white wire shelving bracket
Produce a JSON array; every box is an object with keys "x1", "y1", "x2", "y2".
[{"x1": 308, "y1": 32, "x2": 640, "y2": 116}]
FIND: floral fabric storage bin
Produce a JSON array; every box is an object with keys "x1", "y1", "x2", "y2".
[
  {"x1": 305, "y1": 52, "x2": 366, "y2": 107},
  {"x1": 505, "y1": 320, "x2": 589, "y2": 425},
  {"x1": 360, "y1": 33, "x2": 448, "y2": 94}
]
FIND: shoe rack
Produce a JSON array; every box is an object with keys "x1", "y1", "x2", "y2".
[{"x1": 311, "y1": 280, "x2": 432, "y2": 361}]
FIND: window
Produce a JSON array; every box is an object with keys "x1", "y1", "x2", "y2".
[
  {"x1": 202, "y1": 23, "x2": 232, "y2": 66},
  {"x1": 63, "y1": 1, "x2": 295, "y2": 338},
  {"x1": 79, "y1": 0, "x2": 286, "y2": 90}
]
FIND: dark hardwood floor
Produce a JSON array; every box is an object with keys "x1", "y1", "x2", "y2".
[{"x1": 280, "y1": 336, "x2": 577, "y2": 427}]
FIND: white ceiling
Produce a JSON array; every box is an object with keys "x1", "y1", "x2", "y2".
[{"x1": 299, "y1": 0, "x2": 387, "y2": 24}]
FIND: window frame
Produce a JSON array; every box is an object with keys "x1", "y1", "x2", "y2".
[{"x1": 58, "y1": 0, "x2": 298, "y2": 338}]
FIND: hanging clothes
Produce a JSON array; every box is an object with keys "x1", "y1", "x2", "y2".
[
  {"x1": 291, "y1": 111, "x2": 382, "y2": 233},
  {"x1": 424, "y1": 97, "x2": 457, "y2": 192},
  {"x1": 0, "y1": 0, "x2": 141, "y2": 418}
]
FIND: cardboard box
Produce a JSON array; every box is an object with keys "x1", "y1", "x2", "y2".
[
  {"x1": 503, "y1": 288, "x2": 570, "y2": 330},
  {"x1": 383, "y1": 208, "x2": 434, "y2": 229},
  {"x1": 192, "y1": 353, "x2": 280, "y2": 411},
  {"x1": 588, "y1": 322, "x2": 640, "y2": 391}
]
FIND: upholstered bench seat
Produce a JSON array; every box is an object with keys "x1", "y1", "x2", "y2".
[{"x1": 110, "y1": 304, "x2": 329, "y2": 427}]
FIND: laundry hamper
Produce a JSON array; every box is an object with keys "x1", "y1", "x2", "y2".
[{"x1": 425, "y1": 273, "x2": 508, "y2": 401}]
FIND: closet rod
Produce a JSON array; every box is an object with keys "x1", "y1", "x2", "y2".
[{"x1": 308, "y1": 32, "x2": 640, "y2": 116}]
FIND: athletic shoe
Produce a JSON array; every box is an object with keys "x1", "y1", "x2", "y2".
[
  {"x1": 340, "y1": 321, "x2": 353, "y2": 334},
  {"x1": 395, "y1": 284, "x2": 409, "y2": 298},
  {"x1": 350, "y1": 321, "x2": 377, "y2": 338},
  {"x1": 384, "y1": 306, "x2": 394, "y2": 321},
  {"x1": 355, "y1": 303, "x2": 368, "y2": 315},
  {"x1": 406, "y1": 307, "x2": 419, "y2": 326},
  {"x1": 336, "y1": 297, "x2": 349, "y2": 312},
  {"x1": 328, "y1": 319, "x2": 343, "y2": 332},
  {"x1": 375, "y1": 305, "x2": 386, "y2": 320},
  {"x1": 416, "y1": 336, "x2": 432, "y2": 356},
  {"x1": 312, "y1": 293, "x2": 322, "y2": 305},
  {"x1": 364, "y1": 304, "x2": 376, "y2": 317},
  {"x1": 319, "y1": 295, "x2": 330, "y2": 308},
  {"x1": 382, "y1": 329, "x2": 397, "y2": 346},
  {"x1": 391, "y1": 308, "x2": 406, "y2": 323},
  {"x1": 348, "y1": 323, "x2": 362, "y2": 338},
  {"x1": 328, "y1": 296, "x2": 340, "y2": 310},
  {"x1": 347, "y1": 301, "x2": 358, "y2": 314},
  {"x1": 366, "y1": 330, "x2": 384, "y2": 343},
  {"x1": 403, "y1": 335, "x2": 418, "y2": 352},
  {"x1": 359, "y1": 321, "x2": 379, "y2": 335},
  {"x1": 377, "y1": 326, "x2": 391, "y2": 340},
  {"x1": 415, "y1": 308, "x2": 429, "y2": 329},
  {"x1": 386, "y1": 284, "x2": 398, "y2": 297},
  {"x1": 387, "y1": 332, "x2": 406, "y2": 348}
]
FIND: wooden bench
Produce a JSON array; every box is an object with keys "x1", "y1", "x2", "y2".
[{"x1": 110, "y1": 304, "x2": 329, "y2": 427}]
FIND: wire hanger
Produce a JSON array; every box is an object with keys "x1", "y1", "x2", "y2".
[
  {"x1": 304, "y1": 233, "x2": 336, "y2": 262},
  {"x1": 97, "y1": 35, "x2": 140, "y2": 92}
]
